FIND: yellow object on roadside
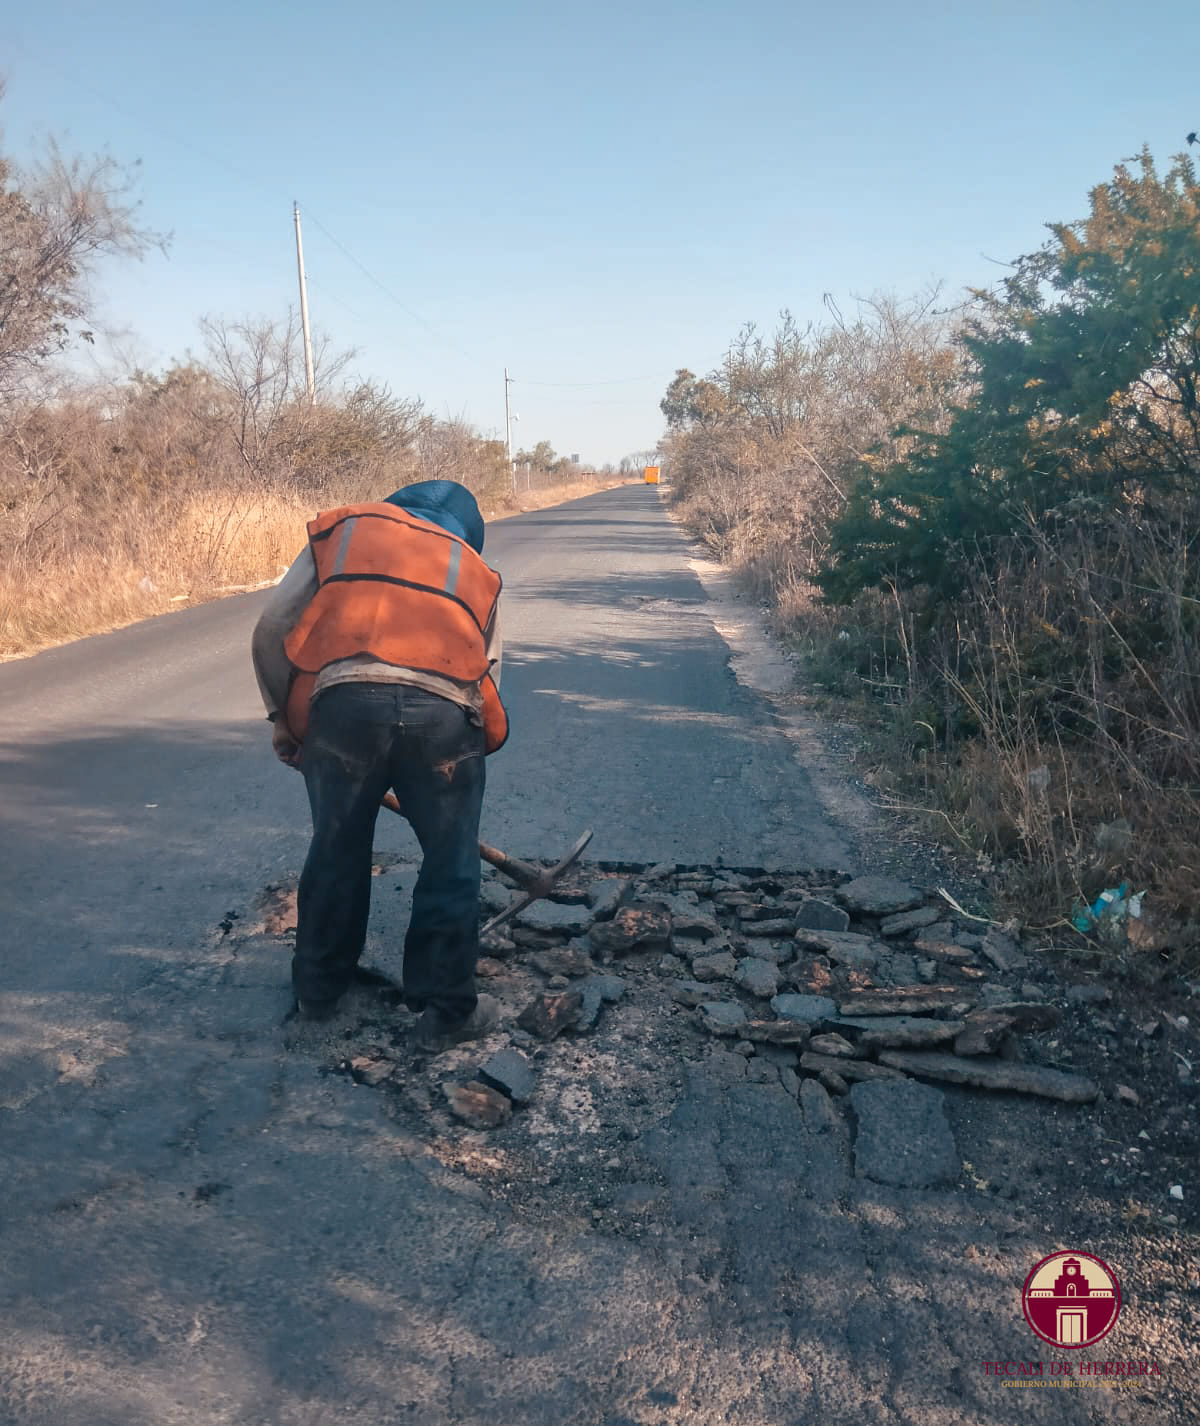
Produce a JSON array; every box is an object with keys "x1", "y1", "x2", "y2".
[{"x1": 644, "y1": 466, "x2": 660, "y2": 484}]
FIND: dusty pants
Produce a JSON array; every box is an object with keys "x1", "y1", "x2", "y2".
[{"x1": 294, "y1": 682, "x2": 485, "y2": 1018}]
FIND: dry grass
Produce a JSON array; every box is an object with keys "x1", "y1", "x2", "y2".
[
  {"x1": 757, "y1": 545, "x2": 1200, "y2": 954},
  {"x1": 0, "y1": 489, "x2": 311, "y2": 659},
  {"x1": 0, "y1": 476, "x2": 632, "y2": 662},
  {"x1": 486, "y1": 474, "x2": 632, "y2": 520}
]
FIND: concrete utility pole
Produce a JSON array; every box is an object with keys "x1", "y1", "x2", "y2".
[
  {"x1": 504, "y1": 367, "x2": 515, "y2": 489},
  {"x1": 293, "y1": 203, "x2": 316, "y2": 404}
]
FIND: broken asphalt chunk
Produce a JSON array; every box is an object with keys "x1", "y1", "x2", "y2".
[
  {"x1": 586, "y1": 878, "x2": 631, "y2": 920},
  {"x1": 807, "y1": 1032, "x2": 859, "y2": 1058},
  {"x1": 953, "y1": 1009, "x2": 1020, "y2": 1057},
  {"x1": 911, "y1": 938, "x2": 976, "y2": 962},
  {"x1": 661, "y1": 895, "x2": 722, "y2": 939},
  {"x1": 837, "y1": 986, "x2": 978, "y2": 1016},
  {"x1": 691, "y1": 951, "x2": 737, "y2": 982},
  {"x1": 770, "y1": 993, "x2": 838, "y2": 1025},
  {"x1": 732, "y1": 957, "x2": 780, "y2": 998},
  {"x1": 743, "y1": 917, "x2": 796, "y2": 938},
  {"x1": 515, "y1": 991, "x2": 583, "y2": 1041},
  {"x1": 737, "y1": 902, "x2": 783, "y2": 921},
  {"x1": 835, "y1": 876, "x2": 924, "y2": 916},
  {"x1": 979, "y1": 928, "x2": 1028, "y2": 973},
  {"x1": 793, "y1": 899, "x2": 851, "y2": 933},
  {"x1": 697, "y1": 1001, "x2": 748, "y2": 1036},
  {"x1": 835, "y1": 1014, "x2": 965, "y2": 1050},
  {"x1": 745, "y1": 1019, "x2": 814, "y2": 1046},
  {"x1": 739, "y1": 937, "x2": 793, "y2": 964},
  {"x1": 799, "y1": 1078, "x2": 843, "y2": 1133},
  {"x1": 477, "y1": 1048, "x2": 536, "y2": 1104},
  {"x1": 879, "y1": 905, "x2": 942, "y2": 937},
  {"x1": 671, "y1": 979, "x2": 712, "y2": 1007},
  {"x1": 515, "y1": 900, "x2": 594, "y2": 935},
  {"x1": 444, "y1": 1080, "x2": 513, "y2": 1128},
  {"x1": 799, "y1": 1052, "x2": 906, "y2": 1082},
  {"x1": 588, "y1": 902, "x2": 672, "y2": 955},
  {"x1": 529, "y1": 947, "x2": 594, "y2": 977},
  {"x1": 576, "y1": 973, "x2": 626, "y2": 1030},
  {"x1": 876, "y1": 1050, "x2": 1100, "y2": 1102},
  {"x1": 793, "y1": 929, "x2": 881, "y2": 968}
]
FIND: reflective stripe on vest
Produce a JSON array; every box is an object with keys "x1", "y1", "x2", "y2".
[{"x1": 282, "y1": 502, "x2": 508, "y2": 751}]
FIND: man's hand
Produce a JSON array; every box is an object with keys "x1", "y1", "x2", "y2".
[{"x1": 271, "y1": 718, "x2": 302, "y2": 768}]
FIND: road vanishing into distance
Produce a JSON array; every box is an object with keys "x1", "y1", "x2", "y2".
[{"x1": 0, "y1": 485, "x2": 1165, "y2": 1425}]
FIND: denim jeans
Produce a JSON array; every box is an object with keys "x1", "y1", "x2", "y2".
[{"x1": 294, "y1": 682, "x2": 485, "y2": 1020}]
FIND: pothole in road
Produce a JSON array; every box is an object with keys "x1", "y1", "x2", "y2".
[{"x1": 236, "y1": 860, "x2": 1198, "y2": 1240}]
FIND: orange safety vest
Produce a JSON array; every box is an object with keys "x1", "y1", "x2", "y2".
[{"x1": 282, "y1": 502, "x2": 509, "y2": 753}]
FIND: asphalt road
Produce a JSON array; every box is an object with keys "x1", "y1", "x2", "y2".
[{"x1": 0, "y1": 486, "x2": 1152, "y2": 1425}]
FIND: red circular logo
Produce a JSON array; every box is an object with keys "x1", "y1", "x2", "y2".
[{"x1": 1022, "y1": 1251, "x2": 1121, "y2": 1350}]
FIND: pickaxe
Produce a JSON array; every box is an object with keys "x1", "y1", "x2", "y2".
[{"x1": 381, "y1": 793, "x2": 592, "y2": 937}]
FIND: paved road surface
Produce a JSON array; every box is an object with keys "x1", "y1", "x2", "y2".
[{"x1": 0, "y1": 487, "x2": 1148, "y2": 1424}]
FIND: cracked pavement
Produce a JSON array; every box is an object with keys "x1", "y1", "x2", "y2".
[{"x1": 0, "y1": 485, "x2": 1190, "y2": 1423}]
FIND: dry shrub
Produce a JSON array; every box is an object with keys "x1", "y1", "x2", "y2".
[
  {"x1": 0, "y1": 486, "x2": 312, "y2": 655},
  {"x1": 0, "y1": 361, "x2": 625, "y2": 659},
  {"x1": 664, "y1": 295, "x2": 958, "y2": 585},
  {"x1": 784, "y1": 507, "x2": 1200, "y2": 941}
]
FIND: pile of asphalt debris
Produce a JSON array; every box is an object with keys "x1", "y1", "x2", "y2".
[{"x1": 413, "y1": 861, "x2": 1105, "y2": 1130}]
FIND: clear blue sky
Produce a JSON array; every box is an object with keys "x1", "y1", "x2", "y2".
[{"x1": 3, "y1": 1, "x2": 1197, "y2": 464}]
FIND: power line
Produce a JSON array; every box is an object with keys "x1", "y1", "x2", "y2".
[
  {"x1": 301, "y1": 209, "x2": 483, "y2": 364},
  {"x1": 7, "y1": 37, "x2": 266, "y2": 194},
  {"x1": 305, "y1": 276, "x2": 371, "y2": 328},
  {"x1": 517, "y1": 374, "x2": 663, "y2": 388}
]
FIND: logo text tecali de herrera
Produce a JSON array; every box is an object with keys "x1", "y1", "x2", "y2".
[{"x1": 980, "y1": 1248, "x2": 1162, "y2": 1384}]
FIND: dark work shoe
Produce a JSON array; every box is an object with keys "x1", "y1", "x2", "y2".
[{"x1": 413, "y1": 994, "x2": 501, "y2": 1054}]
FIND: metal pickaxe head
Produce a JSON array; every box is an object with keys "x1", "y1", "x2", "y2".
[
  {"x1": 380, "y1": 793, "x2": 592, "y2": 936},
  {"x1": 477, "y1": 828, "x2": 593, "y2": 936}
]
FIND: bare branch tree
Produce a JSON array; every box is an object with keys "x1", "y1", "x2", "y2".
[
  {"x1": 199, "y1": 311, "x2": 353, "y2": 478},
  {"x1": 0, "y1": 106, "x2": 168, "y2": 401}
]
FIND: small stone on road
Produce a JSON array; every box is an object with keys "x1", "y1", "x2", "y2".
[
  {"x1": 477, "y1": 1048, "x2": 537, "y2": 1104},
  {"x1": 516, "y1": 991, "x2": 583, "y2": 1041},
  {"x1": 444, "y1": 1080, "x2": 513, "y2": 1129}
]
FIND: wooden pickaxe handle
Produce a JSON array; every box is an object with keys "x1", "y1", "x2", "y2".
[{"x1": 477, "y1": 841, "x2": 554, "y2": 897}]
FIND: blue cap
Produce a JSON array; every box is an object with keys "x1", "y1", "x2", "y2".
[{"x1": 384, "y1": 480, "x2": 485, "y2": 553}]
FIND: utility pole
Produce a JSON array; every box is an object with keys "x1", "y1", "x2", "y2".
[
  {"x1": 293, "y1": 203, "x2": 316, "y2": 404},
  {"x1": 504, "y1": 367, "x2": 514, "y2": 490}
]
